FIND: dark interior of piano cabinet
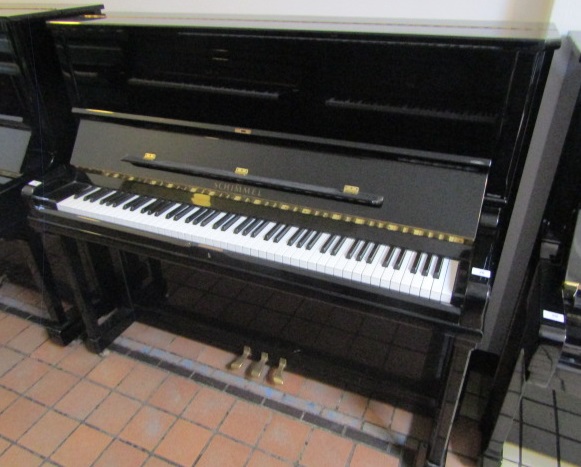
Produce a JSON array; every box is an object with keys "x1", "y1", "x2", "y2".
[{"x1": 53, "y1": 26, "x2": 543, "y2": 200}]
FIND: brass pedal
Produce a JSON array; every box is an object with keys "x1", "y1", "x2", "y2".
[
  {"x1": 270, "y1": 357, "x2": 287, "y2": 385},
  {"x1": 248, "y1": 352, "x2": 269, "y2": 379},
  {"x1": 228, "y1": 345, "x2": 251, "y2": 370}
]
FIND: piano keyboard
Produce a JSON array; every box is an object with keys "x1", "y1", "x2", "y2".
[{"x1": 56, "y1": 186, "x2": 459, "y2": 304}]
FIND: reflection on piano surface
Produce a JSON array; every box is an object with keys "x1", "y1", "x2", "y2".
[
  {"x1": 0, "y1": 3, "x2": 103, "y2": 343},
  {"x1": 483, "y1": 31, "x2": 581, "y2": 465},
  {"x1": 25, "y1": 14, "x2": 559, "y2": 466}
]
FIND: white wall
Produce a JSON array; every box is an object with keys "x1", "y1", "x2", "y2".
[{"x1": 31, "y1": 0, "x2": 579, "y2": 34}]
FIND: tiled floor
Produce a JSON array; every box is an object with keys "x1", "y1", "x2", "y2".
[{"x1": 0, "y1": 237, "x2": 578, "y2": 466}]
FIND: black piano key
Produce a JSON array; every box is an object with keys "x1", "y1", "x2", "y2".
[
  {"x1": 274, "y1": 225, "x2": 292, "y2": 243},
  {"x1": 173, "y1": 205, "x2": 196, "y2": 221},
  {"x1": 422, "y1": 254, "x2": 434, "y2": 276},
  {"x1": 434, "y1": 256, "x2": 444, "y2": 279},
  {"x1": 74, "y1": 185, "x2": 97, "y2": 199},
  {"x1": 306, "y1": 231, "x2": 323, "y2": 250},
  {"x1": 126, "y1": 196, "x2": 152, "y2": 211},
  {"x1": 242, "y1": 218, "x2": 261, "y2": 236},
  {"x1": 200, "y1": 210, "x2": 220, "y2": 226},
  {"x1": 331, "y1": 236, "x2": 346, "y2": 256},
  {"x1": 142, "y1": 199, "x2": 164, "y2": 214},
  {"x1": 99, "y1": 191, "x2": 121, "y2": 205},
  {"x1": 153, "y1": 201, "x2": 175, "y2": 216},
  {"x1": 410, "y1": 252, "x2": 422, "y2": 274},
  {"x1": 296, "y1": 230, "x2": 314, "y2": 248},
  {"x1": 264, "y1": 223, "x2": 283, "y2": 241},
  {"x1": 287, "y1": 228, "x2": 306, "y2": 246},
  {"x1": 212, "y1": 212, "x2": 234, "y2": 229},
  {"x1": 346, "y1": 239, "x2": 362, "y2": 260},
  {"x1": 366, "y1": 243, "x2": 381, "y2": 264},
  {"x1": 321, "y1": 234, "x2": 338, "y2": 254},
  {"x1": 393, "y1": 249, "x2": 407, "y2": 270},
  {"x1": 191, "y1": 208, "x2": 212, "y2": 225},
  {"x1": 234, "y1": 217, "x2": 255, "y2": 234},
  {"x1": 185, "y1": 207, "x2": 206, "y2": 223},
  {"x1": 356, "y1": 241, "x2": 372, "y2": 262},
  {"x1": 221, "y1": 214, "x2": 241, "y2": 231},
  {"x1": 382, "y1": 246, "x2": 395, "y2": 267},
  {"x1": 86, "y1": 188, "x2": 113, "y2": 202},
  {"x1": 111, "y1": 193, "x2": 134, "y2": 207},
  {"x1": 165, "y1": 203, "x2": 186, "y2": 219},
  {"x1": 250, "y1": 220, "x2": 268, "y2": 238}
]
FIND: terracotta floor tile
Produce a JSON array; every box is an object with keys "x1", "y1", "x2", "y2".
[
  {"x1": 182, "y1": 386, "x2": 236, "y2": 429},
  {"x1": 54, "y1": 379, "x2": 110, "y2": 420},
  {"x1": 350, "y1": 444, "x2": 400, "y2": 467},
  {"x1": 148, "y1": 374, "x2": 199, "y2": 415},
  {"x1": 0, "y1": 397, "x2": 46, "y2": 440},
  {"x1": 56, "y1": 344, "x2": 102, "y2": 376},
  {"x1": 19, "y1": 410, "x2": 79, "y2": 457},
  {"x1": 0, "y1": 437, "x2": 9, "y2": 455},
  {"x1": 391, "y1": 408, "x2": 433, "y2": 441},
  {"x1": 0, "y1": 386, "x2": 18, "y2": 411},
  {"x1": 197, "y1": 345, "x2": 237, "y2": 370},
  {"x1": 0, "y1": 357, "x2": 51, "y2": 393},
  {"x1": 93, "y1": 440, "x2": 149, "y2": 467},
  {"x1": 258, "y1": 413, "x2": 311, "y2": 461},
  {"x1": 276, "y1": 370, "x2": 305, "y2": 396},
  {"x1": 166, "y1": 335, "x2": 205, "y2": 360},
  {"x1": 26, "y1": 367, "x2": 80, "y2": 406},
  {"x1": 297, "y1": 379, "x2": 343, "y2": 409},
  {"x1": 116, "y1": 363, "x2": 167, "y2": 401},
  {"x1": 86, "y1": 353, "x2": 136, "y2": 388},
  {"x1": 0, "y1": 346, "x2": 23, "y2": 377},
  {"x1": 51, "y1": 424, "x2": 113, "y2": 467},
  {"x1": 448, "y1": 416, "x2": 482, "y2": 459},
  {"x1": 0, "y1": 314, "x2": 30, "y2": 344},
  {"x1": 301, "y1": 429, "x2": 354, "y2": 467},
  {"x1": 126, "y1": 323, "x2": 176, "y2": 348},
  {"x1": 6, "y1": 323, "x2": 48, "y2": 354},
  {"x1": 195, "y1": 434, "x2": 252, "y2": 467},
  {"x1": 155, "y1": 419, "x2": 212, "y2": 465},
  {"x1": 119, "y1": 405, "x2": 176, "y2": 451},
  {"x1": 86, "y1": 392, "x2": 141, "y2": 435},
  {"x1": 247, "y1": 450, "x2": 295, "y2": 467},
  {"x1": 337, "y1": 392, "x2": 369, "y2": 419},
  {"x1": 143, "y1": 455, "x2": 177, "y2": 466},
  {"x1": 0, "y1": 444, "x2": 44, "y2": 466},
  {"x1": 363, "y1": 399, "x2": 395, "y2": 428},
  {"x1": 220, "y1": 399, "x2": 272, "y2": 445},
  {"x1": 30, "y1": 338, "x2": 74, "y2": 365},
  {"x1": 120, "y1": 321, "x2": 150, "y2": 342}
]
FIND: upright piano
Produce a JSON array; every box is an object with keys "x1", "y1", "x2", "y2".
[
  {"x1": 483, "y1": 31, "x2": 581, "y2": 466},
  {"x1": 25, "y1": 13, "x2": 559, "y2": 466},
  {"x1": 0, "y1": 3, "x2": 102, "y2": 343}
]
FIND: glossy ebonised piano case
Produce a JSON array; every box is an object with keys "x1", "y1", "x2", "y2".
[
  {"x1": 0, "y1": 3, "x2": 102, "y2": 342},
  {"x1": 25, "y1": 13, "x2": 560, "y2": 466}
]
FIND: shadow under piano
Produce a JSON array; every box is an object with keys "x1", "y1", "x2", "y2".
[{"x1": 24, "y1": 13, "x2": 560, "y2": 466}]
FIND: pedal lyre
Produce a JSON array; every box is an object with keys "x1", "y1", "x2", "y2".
[
  {"x1": 249, "y1": 352, "x2": 269, "y2": 379},
  {"x1": 228, "y1": 345, "x2": 251, "y2": 370}
]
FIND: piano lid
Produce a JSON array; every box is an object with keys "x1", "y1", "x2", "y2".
[{"x1": 0, "y1": 4, "x2": 103, "y2": 20}]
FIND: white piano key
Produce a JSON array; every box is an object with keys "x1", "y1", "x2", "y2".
[
  {"x1": 441, "y1": 259, "x2": 459, "y2": 304},
  {"x1": 420, "y1": 256, "x2": 437, "y2": 299},
  {"x1": 410, "y1": 253, "x2": 429, "y2": 297},
  {"x1": 430, "y1": 259, "x2": 449, "y2": 302},
  {"x1": 389, "y1": 249, "x2": 413, "y2": 291}
]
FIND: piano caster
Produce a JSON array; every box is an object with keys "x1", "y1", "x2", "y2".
[
  {"x1": 228, "y1": 345, "x2": 252, "y2": 370},
  {"x1": 248, "y1": 352, "x2": 269, "y2": 379},
  {"x1": 269, "y1": 357, "x2": 287, "y2": 385}
]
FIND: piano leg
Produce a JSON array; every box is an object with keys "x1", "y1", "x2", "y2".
[
  {"x1": 59, "y1": 237, "x2": 135, "y2": 353},
  {"x1": 427, "y1": 338, "x2": 475, "y2": 467},
  {"x1": 18, "y1": 228, "x2": 84, "y2": 345}
]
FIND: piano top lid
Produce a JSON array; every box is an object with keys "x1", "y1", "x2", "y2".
[
  {"x1": 48, "y1": 12, "x2": 560, "y2": 46},
  {"x1": 0, "y1": 3, "x2": 103, "y2": 21}
]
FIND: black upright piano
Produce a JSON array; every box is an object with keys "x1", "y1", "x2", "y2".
[
  {"x1": 0, "y1": 3, "x2": 102, "y2": 342},
  {"x1": 25, "y1": 13, "x2": 559, "y2": 466},
  {"x1": 483, "y1": 31, "x2": 581, "y2": 466}
]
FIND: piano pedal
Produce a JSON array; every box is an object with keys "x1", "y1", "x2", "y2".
[
  {"x1": 248, "y1": 352, "x2": 269, "y2": 379},
  {"x1": 228, "y1": 345, "x2": 252, "y2": 370},
  {"x1": 269, "y1": 357, "x2": 287, "y2": 385}
]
